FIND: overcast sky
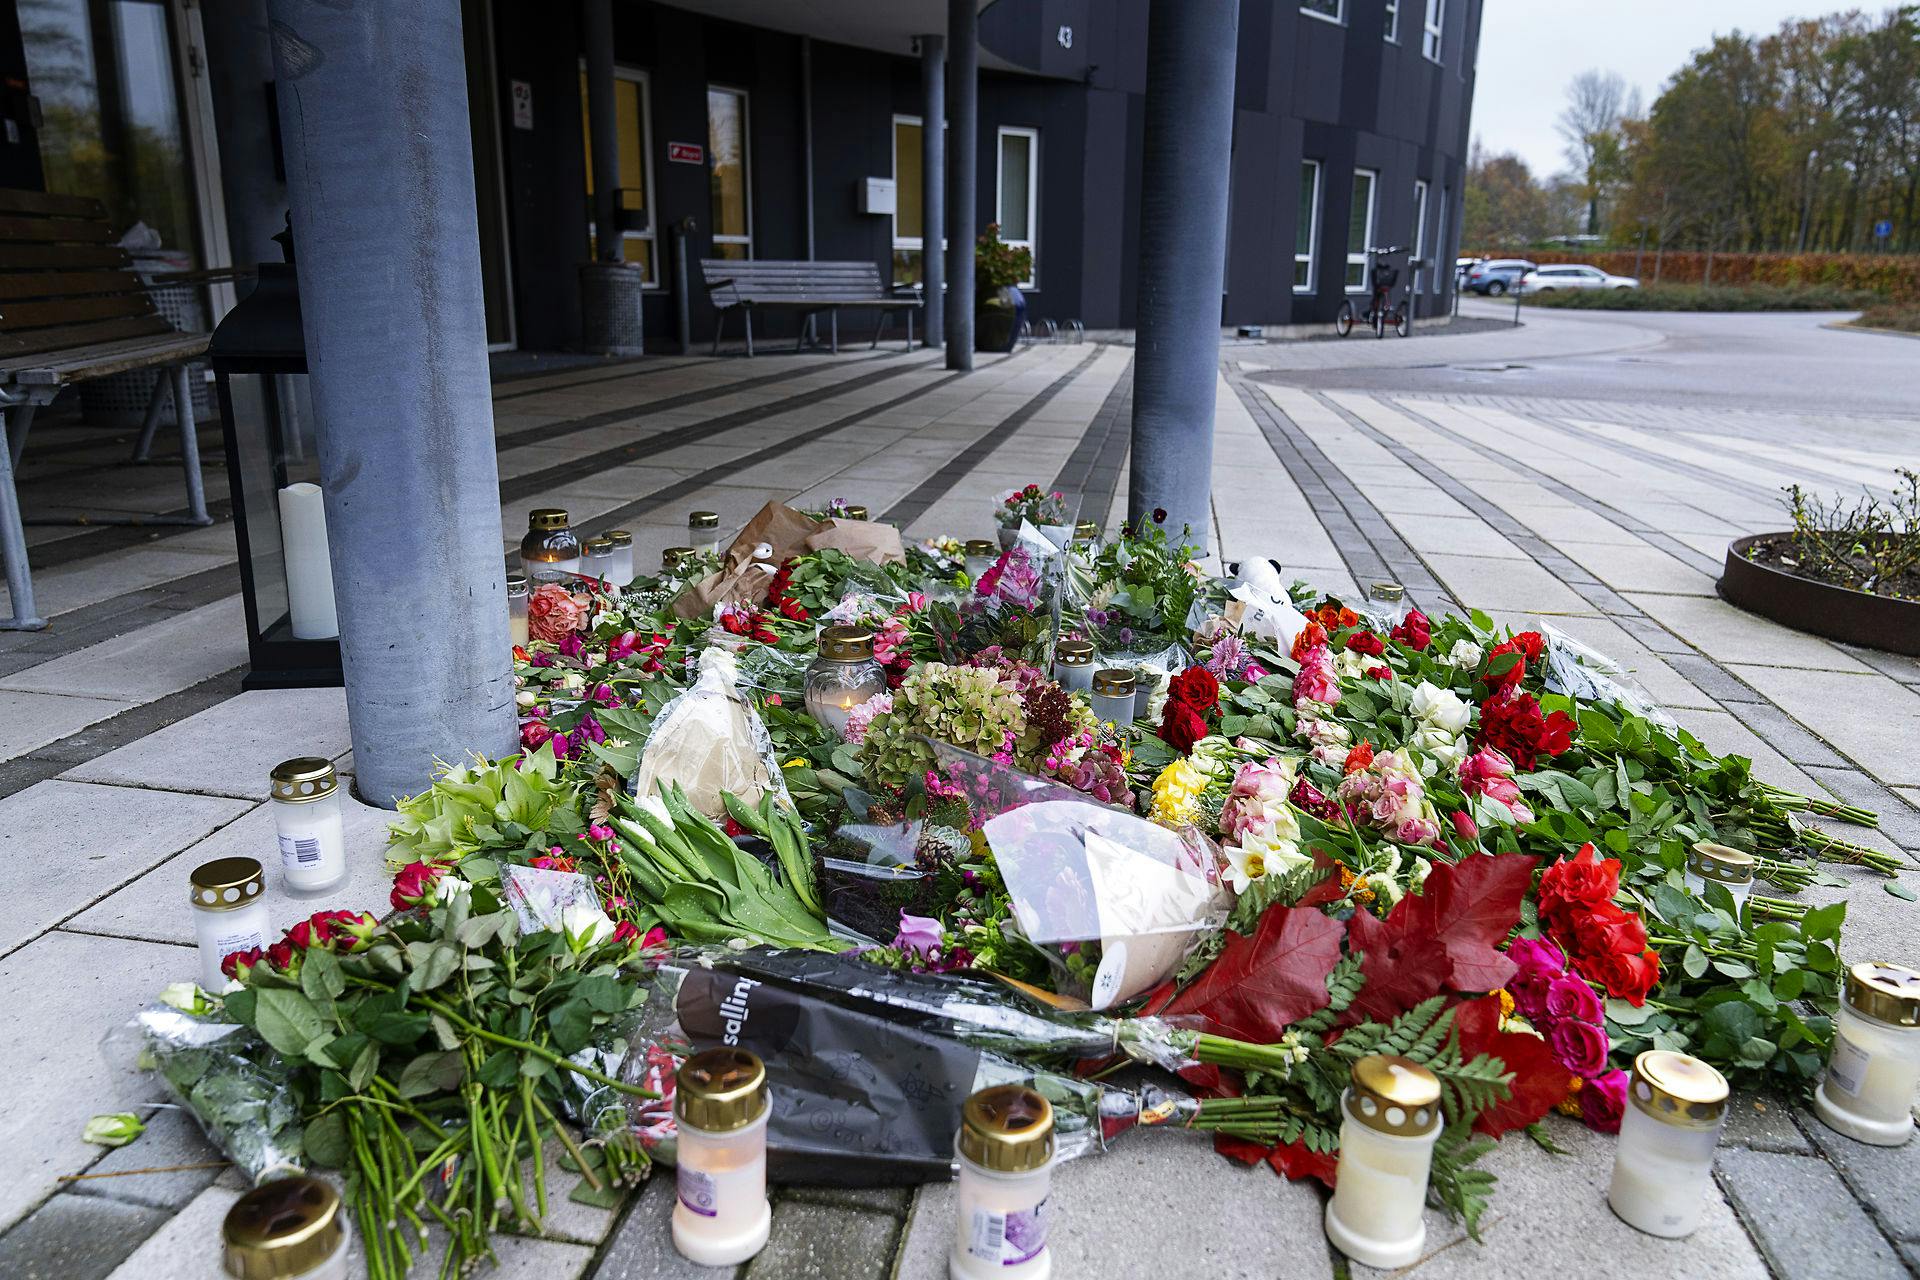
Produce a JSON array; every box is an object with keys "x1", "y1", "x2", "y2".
[{"x1": 1471, "y1": 0, "x2": 1833, "y2": 177}]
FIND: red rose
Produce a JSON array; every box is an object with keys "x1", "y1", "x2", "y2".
[
  {"x1": 1345, "y1": 631, "x2": 1385, "y2": 657},
  {"x1": 1343, "y1": 740, "x2": 1375, "y2": 774},
  {"x1": 1568, "y1": 902, "x2": 1648, "y2": 960},
  {"x1": 1480, "y1": 640, "x2": 1528, "y2": 692},
  {"x1": 267, "y1": 940, "x2": 296, "y2": 971},
  {"x1": 1592, "y1": 947, "x2": 1661, "y2": 1006},
  {"x1": 286, "y1": 919, "x2": 316, "y2": 951},
  {"x1": 520, "y1": 719, "x2": 555, "y2": 752},
  {"x1": 1539, "y1": 844, "x2": 1620, "y2": 915},
  {"x1": 1391, "y1": 610, "x2": 1432, "y2": 650},
  {"x1": 1290, "y1": 776, "x2": 1338, "y2": 819},
  {"x1": 1449, "y1": 809, "x2": 1478, "y2": 841},
  {"x1": 611, "y1": 920, "x2": 641, "y2": 946},
  {"x1": 390, "y1": 860, "x2": 446, "y2": 911},
  {"x1": 1365, "y1": 665, "x2": 1392, "y2": 681},
  {"x1": 221, "y1": 946, "x2": 264, "y2": 980},
  {"x1": 1513, "y1": 631, "x2": 1546, "y2": 661},
  {"x1": 1167, "y1": 666, "x2": 1220, "y2": 713},
  {"x1": 1158, "y1": 702, "x2": 1209, "y2": 753},
  {"x1": 1475, "y1": 688, "x2": 1575, "y2": 771}
]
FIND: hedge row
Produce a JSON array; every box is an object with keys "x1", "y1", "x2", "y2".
[
  {"x1": 1471, "y1": 249, "x2": 1920, "y2": 302},
  {"x1": 1524, "y1": 283, "x2": 1883, "y2": 312},
  {"x1": 1856, "y1": 304, "x2": 1920, "y2": 333}
]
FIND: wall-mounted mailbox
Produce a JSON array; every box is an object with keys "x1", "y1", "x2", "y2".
[{"x1": 857, "y1": 177, "x2": 896, "y2": 215}]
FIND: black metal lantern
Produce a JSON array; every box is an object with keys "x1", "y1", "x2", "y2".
[{"x1": 210, "y1": 230, "x2": 342, "y2": 689}]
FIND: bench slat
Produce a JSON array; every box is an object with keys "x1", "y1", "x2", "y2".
[
  {"x1": 0, "y1": 331, "x2": 208, "y2": 382},
  {"x1": 0, "y1": 269, "x2": 150, "y2": 301},
  {"x1": 0, "y1": 292, "x2": 158, "y2": 330},
  {"x1": 0, "y1": 189, "x2": 106, "y2": 220},
  {"x1": 0, "y1": 214, "x2": 119, "y2": 244},
  {"x1": 0, "y1": 314, "x2": 176, "y2": 360},
  {"x1": 0, "y1": 243, "x2": 132, "y2": 271}
]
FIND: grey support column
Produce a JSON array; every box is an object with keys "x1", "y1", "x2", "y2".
[
  {"x1": 268, "y1": 0, "x2": 516, "y2": 806},
  {"x1": 944, "y1": 0, "x2": 976, "y2": 371},
  {"x1": 1128, "y1": 0, "x2": 1239, "y2": 549},
  {"x1": 919, "y1": 34, "x2": 945, "y2": 349},
  {"x1": 583, "y1": 0, "x2": 621, "y2": 263}
]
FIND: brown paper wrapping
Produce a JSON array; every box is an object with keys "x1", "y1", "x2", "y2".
[{"x1": 670, "y1": 500, "x2": 907, "y2": 619}]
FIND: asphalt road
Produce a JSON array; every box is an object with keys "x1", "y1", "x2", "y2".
[{"x1": 1265, "y1": 301, "x2": 1920, "y2": 417}]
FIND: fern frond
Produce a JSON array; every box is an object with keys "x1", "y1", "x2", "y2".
[{"x1": 1427, "y1": 1119, "x2": 1499, "y2": 1240}]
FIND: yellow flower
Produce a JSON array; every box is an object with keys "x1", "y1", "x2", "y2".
[
  {"x1": 783, "y1": 757, "x2": 807, "y2": 768},
  {"x1": 1150, "y1": 758, "x2": 1207, "y2": 826},
  {"x1": 1494, "y1": 987, "x2": 1516, "y2": 1026},
  {"x1": 1555, "y1": 1074, "x2": 1585, "y2": 1118}
]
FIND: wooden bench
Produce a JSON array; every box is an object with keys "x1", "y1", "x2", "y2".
[
  {"x1": 700, "y1": 258, "x2": 921, "y2": 356},
  {"x1": 0, "y1": 188, "x2": 213, "y2": 629}
]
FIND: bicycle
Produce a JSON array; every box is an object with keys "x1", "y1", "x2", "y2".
[{"x1": 1334, "y1": 245, "x2": 1413, "y2": 339}]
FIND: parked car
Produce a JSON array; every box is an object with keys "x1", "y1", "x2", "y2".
[
  {"x1": 1518, "y1": 264, "x2": 1640, "y2": 293},
  {"x1": 1455, "y1": 256, "x2": 1483, "y2": 283},
  {"x1": 1463, "y1": 258, "x2": 1535, "y2": 296}
]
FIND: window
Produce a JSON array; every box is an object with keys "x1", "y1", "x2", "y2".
[
  {"x1": 1384, "y1": 0, "x2": 1400, "y2": 41},
  {"x1": 707, "y1": 86, "x2": 752, "y2": 259},
  {"x1": 1411, "y1": 178, "x2": 1429, "y2": 306},
  {"x1": 1300, "y1": 0, "x2": 1345, "y2": 23},
  {"x1": 1344, "y1": 168, "x2": 1377, "y2": 291},
  {"x1": 1423, "y1": 0, "x2": 1444, "y2": 61},
  {"x1": 1294, "y1": 160, "x2": 1322, "y2": 292},
  {"x1": 1435, "y1": 186, "x2": 1450, "y2": 291},
  {"x1": 892, "y1": 116, "x2": 924, "y2": 286},
  {"x1": 578, "y1": 66, "x2": 657, "y2": 283},
  {"x1": 996, "y1": 126, "x2": 1039, "y2": 288}
]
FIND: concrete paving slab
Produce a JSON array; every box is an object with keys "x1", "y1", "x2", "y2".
[
  {"x1": 61, "y1": 687, "x2": 352, "y2": 799},
  {"x1": 0, "y1": 780, "x2": 250, "y2": 955},
  {"x1": 1727, "y1": 665, "x2": 1920, "y2": 789},
  {"x1": 1716, "y1": 1147, "x2": 1908, "y2": 1280},
  {"x1": 1384, "y1": 512, "x2": 1529, "y2": 559},
  {"x1": 0, "y1": 595, "x2": 247, "y2": 703},
  {"x1": 1423, "y1": 553, "x2": 1592, "y2": 614},
  {"x1": 1556, "y1": 541, "x2": 1718, "y2": 596},
  {"x1": 63, "y1": 1105, "x2": 224, "y2": 1212},
  {"x1": 0, "y1": 1190, "x2": 169, "y2": 1280},
  {"x1": 592, "y1": 1176, "x2": 741, "y2": 1280},
  {"x1": 746, "y1": 1198, "x2": 900, "y2": 1280},
  {"x1": 0, "y1": 689, "x2": 135, "y2": 764},
  {"x1": 1623, "y1": 593, "x2": 1874, "y2": 673},
  {"x1": 70, "y1": 790, "x2": 395, "y2": 948}
]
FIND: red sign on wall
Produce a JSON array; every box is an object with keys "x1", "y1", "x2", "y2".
[{"x1": 667, "y1": 142, "x2": 704, "y2": 165}]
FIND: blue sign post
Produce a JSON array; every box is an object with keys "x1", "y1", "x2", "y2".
[{"x1": 1874, "y1": 219, "x2": 1893, "y2": 241}]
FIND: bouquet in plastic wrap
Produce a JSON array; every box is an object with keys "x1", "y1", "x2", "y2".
[
  {"x1": 1540, "y1": 621, "x2": 1678, "y2": 730},
  {"x1": 614, "y1": 950, "x2": 1314, "y2": 1185},
  {"x1": 631, "y1": 645, "x2": 791, "y2": 818},
  {"x1": 106, "y1": 984, "x2": 304, "y2": 1183}
]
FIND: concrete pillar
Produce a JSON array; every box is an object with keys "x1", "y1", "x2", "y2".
[
  {"x1": 919, "y1": 34, "x2": 945, "y2": 349},
  {"x1": 1127, "y1": 0, "x2": 1239, "y2": 548},
  {"x1": 583, "y1": 0, "x2": 622, "y2": 263},
  {"x1": 201, "y1": 0, "x2": 285, "y2": 269},
  {"x1": 268, "y1": 0, "x2": 516, "y2": 806},
  {"x1": 944, "y1": 0, "x2": 976, "y2": 371}
]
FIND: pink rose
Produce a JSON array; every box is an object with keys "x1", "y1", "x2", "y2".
[
  {"x1": 1580, "y1": 1068, "x2": 1629, "y2": 1133},
  {"x1": 527, "y1": 583, "x2": 586, "y2": 643},
  {"x1": 1545, "y1": 975, "x2": 1604, "y2": 1023},
  {"x1": 520, "y1": 719, "x2": 555, "y2": 752},
  {"x1": 1548, "y1": 1018, "x2": 1611, "y2": 1078}
]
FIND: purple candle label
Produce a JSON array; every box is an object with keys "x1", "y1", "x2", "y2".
[
  {"x1": 968, "y1": 1199, "x2": 1049, "y2": 1266},
  {"x1": 677, "y1": 1166, "x2": 718, "y2": 1217}
]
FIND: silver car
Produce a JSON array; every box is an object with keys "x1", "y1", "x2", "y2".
[{"x1": 1519, "y1": 264, "x2": 1639, "y2": 293}]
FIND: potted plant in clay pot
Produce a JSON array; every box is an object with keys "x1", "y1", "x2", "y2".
[{"x1": 974, "y1": 223, "x2": 1032, "y2": 353}]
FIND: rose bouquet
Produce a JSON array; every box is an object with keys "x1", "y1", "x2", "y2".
[{"x1": 993, "y1": 483, "x2": 1071, "y2": 532}]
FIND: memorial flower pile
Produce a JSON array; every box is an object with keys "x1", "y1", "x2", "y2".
[{"x1": 125, "y1": 500, "x2": 1901, "y2": 1273}]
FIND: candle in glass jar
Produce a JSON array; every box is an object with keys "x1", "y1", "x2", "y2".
[
  {"x1": 1685, "y1": 841, "x2": 1756, "y2": 910},
  {"x1": 605, "y1": 530, "x2": 635, "y2": 587},
  {"x1": 843, "y1": 504, "x2": 869, "y2": 521},
  {"x1": 223, "y1": 1175, "x2": 350, "y2": 1280},
  {"x1": 1323, "y1": 1055, "x2": 1442, "y2": 1269},
  {"x1": 507, "y1": 572, "x2": 529, "y2": 646},
  {"x1": 1814, "y1": 961, "x2": 1920, "y2": 1146},
  {"x1": 521, "y1": 509, "x2": 580, "y2": 583},
  {"x1": 270, "y1": 757, "x2": 347, "y2": 893},
  {"x1": 805, "y1": 626, "x2": 885, "y2": 739},
  {"x1": 689, "y1": 511, "x2": 721, "y2": 557},
  {"x1": 1052, "y1": 638, "x2": 1095, "y2": 693},
  {"x1": 1090, "y1": 668, "x2": 1136, "y2": 726},
  {"x1": 1367, "y1": 581, "x2": 1409, "y2": 624},
  {"x1": 1607, "y1": 1050, "x2": 1729, "y2": 1237},
  {"x1": 963, "y1": 539, "x2": 998, "y2": 582},
  {"x1": 581, "y1": 536, "x2": 615, "y2": 585},
  {"x1": 672, "y1": 1048, "x2": 771, "y2": 1267},
  {"x1": 951, "y1": 1084, "x2": 1054, "y2": 1280},
  {"x1": 190, "y1": 857, "x2": 270, "y2": 992},
  {"x1": 662, "y1": 546, "x2": 696, "y2": 577}
]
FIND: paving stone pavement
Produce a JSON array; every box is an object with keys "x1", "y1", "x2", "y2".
[{"x1": 3, "y1": 309, "x2": 1919, "y2": 1278}]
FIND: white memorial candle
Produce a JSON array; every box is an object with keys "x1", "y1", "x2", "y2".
[
  {"x1": 277, "y1": 483, "x2": 338, "y2": 640},
  {"x1": 1814, "y1": 961, "x2": 1920, "y2": 1146},
  {"x1": 1607, "y1": 1050, "x2": 1728, "y2": 1238},
  {"x1": 1324, "y1": 1055, "x2": 1442, "y2": 1269},
  {"x1": 951, "y1": 1085, "x2": 1054, "y2": 1280},
  {"x1": 672, "y1": 1048, "x2": 771, "y2": 1267}
]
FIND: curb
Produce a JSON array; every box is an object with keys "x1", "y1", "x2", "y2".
[{"x1": 1821, "y1": 319, "x2": 1920, "y2": 341}]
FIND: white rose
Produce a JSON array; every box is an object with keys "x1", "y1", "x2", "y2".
[
  {"x1": 1411, "y1": 725, "x2": 1467, "y2": 769},
  {"x1": 559, "y1": 903, "x2": 615, "y2": 949},
  {"x1": 157, "y1": 982, "x2": 204, "y2": 1014},
  {"x1": 1410, "y1": 681, "x2": 1472, "y2": 735},
  {"x1": 439, "y1": 875, "x2": 472, "y2": 899},
  {"x1": 1335, "y1": 649, "x2": 1372, "y2": 680},
  {"x1": 1447, "y1": 639, "x2": 1484, "y2": 667},
  {"x1": 515, "y1": 690, "x2": 538, "y2": 708}
]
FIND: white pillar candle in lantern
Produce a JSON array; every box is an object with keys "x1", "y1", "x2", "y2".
[
  {"x1": 1607, "y1": 1050, "x2": 1729, "y2": 1237},
  {"x1": 1090, "y1": 668, "x2": 1136, "y2": 727},
  {"x1": 1052, "y1": 638, "x2": 1095, "y2": 693},
  {"x1": 1323, "y1": 1055, "x2": 1443, "y2": 1269},
  {"x1": 270, "y1": 757, "x2": 348, "y2": 893},
  {"x1": 277, "y1": 482, "x2": 339, "y2": 640},
  {"x1": 672, "y1": 1048, "x2": 771, "y2": 1267},
  {"x1": 805, "y1": 625, "x2": 886, "y2": 739},
  {"x1": 605, "y1": 530, "x2": 635, "y2": 588},
  {"x1": 1814, "y1": 961, "x2": 1920, "y2": 1146},
  {"x1": 951, "y1": 1085, "x2": 1054, "y2": 1280},
  {"x1": 1685, "y1": 841, "x2": 1756, "y2": 910},
  {"x1": 190, "y1": 857, "x2": 271, "y2": 992}
]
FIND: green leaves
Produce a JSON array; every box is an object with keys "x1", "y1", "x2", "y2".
[
  {"x1": 397, "y1": 1050, "x2": 465, "y2": 1098},
  {"x1": 247, "y1": 989, "x2": 326, "y2": 1058}
]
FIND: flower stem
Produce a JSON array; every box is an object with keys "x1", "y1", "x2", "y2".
[{"x1": 420, "y1": 998, "x2": 656, "y2": 1098}]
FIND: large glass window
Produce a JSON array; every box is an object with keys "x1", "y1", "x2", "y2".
[
  {"x1": 1300, "y1": 0, "x2": 1345, "y2": 23},
  {"x1": 996, "y1": 126, "x2": 1038, "y2": 288},
  {"x1": 1294, "y1": 160, "x2": 1321, "y2": 292},
  {"x1": 892, "y1": 115, "x2": 923, "y2": 286},
  {"x1": 1423, "y1": 0, "x2": 1445, "y2": 61},
  {"x1": 578, "y1": 66, "x2": 656, "y2": 282},
  {"x1": 1411, "y1": 178, "x2": 1429, "y2": 300},
  {"x1": 1384, "y1": 0, "x2": 1400, "y2": 41},
  {"x1": 707, "y1": 86, "x2": 751, "y2": 260},
  {"x1": 1436, "y1": 185, "x2": 1451, "y2": 293},
  {"x1": 1345, "y1": 168, "x2": 1377, "y2": 291}
]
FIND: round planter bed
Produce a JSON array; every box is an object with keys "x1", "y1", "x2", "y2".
[{"x1": 1719, "y1": 533, "x2": 1920, "y2": 656}]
